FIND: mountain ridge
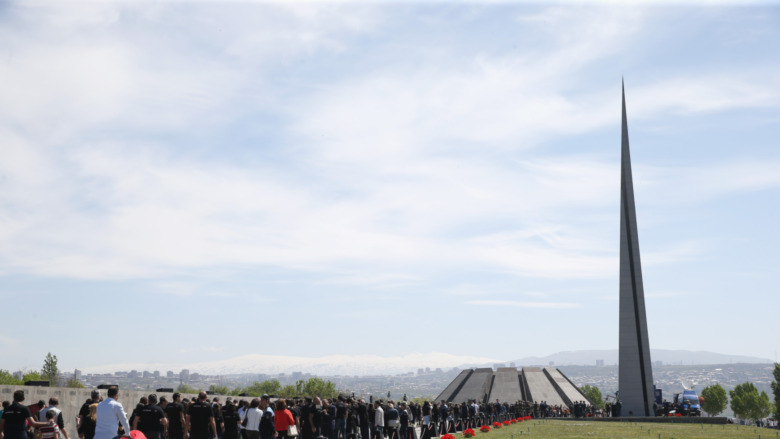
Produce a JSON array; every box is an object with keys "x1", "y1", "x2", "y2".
[
  {"x1": 77, "y1": 350, "x2": 771, "y2": 376},
  {"x1": 81, "y1": 352, "x2": 500, "y2": 376},
  {"x1": 508, "y1": 349, "x2": 772, "y2": 367}
]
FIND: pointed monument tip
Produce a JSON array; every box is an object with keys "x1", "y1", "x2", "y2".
[{"x1": 622, "y1": 79, "x2": 626, "y2": 102}]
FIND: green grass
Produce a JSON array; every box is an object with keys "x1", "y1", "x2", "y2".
[{"x1": 455, "y1": 419, "x2": 779, "y2": 439}]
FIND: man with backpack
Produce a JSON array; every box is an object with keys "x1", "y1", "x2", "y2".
[{"x1": 334, "y1": 397, "x2": 347, "y2": 439}]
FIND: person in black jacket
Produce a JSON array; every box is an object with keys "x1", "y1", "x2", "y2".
[
  {"x1": 384, "y1": 403, "x2": 398, "y2": 439},
  {"x1": 129, "y1": 397, "x2": 148, "y2": 431},
  {"x1": 321, "y1": 399, "x2": 334, "y2": 439},
  {"x1": 397, "y1": 403, "x2": 409, "y2": 439},
  {"x1": 166, "y1": 394, "x2": 186, "y2": 439},
  {"x1": 438, "y1": 402, "x2": 448, "y2": 434},
  {"x1": 356, "y1": 400, "x2": 368, "y2": 439},
  {"x1": 299, "y1": 399, "x2": 311, "y2": 439},
  {"x1": 77, "y1": 392, "x2": 99, "y2": 439},
  {"x1": 223, "y1": 402, "x2": 241, "y2": 439},
  {"x1": 334, "y1": 397, "x2": 348, "y2": 439},
  {"x1": 308, "y1": 397, "x2": 323, "y2": 439},
  {"x1": 187, "y1": 392, "x2": 217, "y2": 439},
  {"x1": 135, "y1": 394, "x2": 167, "y2": 439},
  {"x1": 1, "y1": 390, "x2": 48, "y2": 439}
]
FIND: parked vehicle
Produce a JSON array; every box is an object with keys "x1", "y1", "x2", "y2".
[{"x1": 673, "y1": 389, "x2": 701, "y2": 416}]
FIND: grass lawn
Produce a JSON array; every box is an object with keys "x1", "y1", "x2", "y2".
[{"x1": 449, "y1": 419, "x2": 779, "y2": 438}]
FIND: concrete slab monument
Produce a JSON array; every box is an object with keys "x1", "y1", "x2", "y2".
[{"x1": 436, "y1": 367, "x2": 591, "y2": 406}]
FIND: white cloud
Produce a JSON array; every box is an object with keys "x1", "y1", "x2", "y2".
[
  {"x1": 645, "y1": 290, "x2": 695, "y2": 299},
  {"x1": 464, "y1": 299, "x2": 580, "y2": 309},
  {"x1": 178, "y1": 346, "x2": 223, "y2": 354},
  {"x1": 0, "y1": 334, "x2": 20, "y2": 348},
  {"x1": 0, "y1": 1, "x2": 778, "y2": 367},
  {"x1": 0, "y1": 2, "x2": 778, "y2": 288},
  {"x1": 0, "y1": 2, "x2": 380, "y2": 141},
  {"x1": 631, "y1": 159, "x2": 780, "y2": 209},
  {"x1": 153, "y1": 282, "x2": 199, "y2": 297},
  {"x1": 2, "y1": 126, "x2": 771, "y2": 282},
  {"x1": 642, "y1": 241, "x2": 709, "y2": 267},
  {"x1": 0, "y1": 128, "x2": 627, "y2": 281},
  {"x1": 630, "y1": 76, "x2": 780, "y2": 119}
]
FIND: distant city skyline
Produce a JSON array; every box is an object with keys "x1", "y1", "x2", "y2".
[
  {"x1": 7, "y1": 354, "x2": 773, "y2": 414},
  {"x1": 1, "y1": 2, "x2": 779, "y2": 369},
  {"x1": 4, "y1": 349, "x2": 771, "y2": 380}
]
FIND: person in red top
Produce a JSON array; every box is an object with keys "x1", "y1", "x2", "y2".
[{"x1": 273, "y1": 400, "x2": 296, "y2": 439}]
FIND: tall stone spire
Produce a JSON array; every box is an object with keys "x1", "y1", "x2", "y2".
[{"x1": 618, "y1": 79, "x2": 655, "y2": 417}]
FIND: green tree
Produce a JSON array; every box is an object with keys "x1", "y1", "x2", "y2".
[
  {"x1": 41, "y1": 353, "x2": 60, "y2": 386},
  {"x1": 301, "y1": 378, "x2": 337, "y2": 398},
  {"x1": 235, "y1": 379, "x2": 283, "y2": 397},
  {"x1": 0, "y1": 369, "x2": 24, "y2": 385},
  {"x1": 23, "y1": 371, "x2": 43, "y2": 382},
  {"x1": 411, "y1": 397, "x2": 435, "y2": 405},
  {"x1": 730, "y1": 382, "x2": 771, "y2": 423},
  {"x1": 700, "y1": 383, "x2": 728, "y2": 416},
  {"x1": 580, "y1": 385, "x2": 604, "y2": 409},
  {"x1": 232, "y1": 378, "x2": 339, "y2": 398},
  {"x1": 66, "y1": 378, "x2": 85, "y2": 388},
  {"x1": 278, "y1": 385, "x2": 298, "y2": 398},
  {"x1": 771, "y1": 363, "x2": 780, "y2": 419},
  {"x1": 176, "y1": 384, "x2": 200, "y2": 394},
  {"x1": 209, "y1": 385, "x2": 231, "y2": 395}
]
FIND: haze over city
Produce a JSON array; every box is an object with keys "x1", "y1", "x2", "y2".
[{"x1": 1, "y1": 1, "x2": 779, "y2": 374}]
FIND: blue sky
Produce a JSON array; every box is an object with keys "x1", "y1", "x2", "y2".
[{"x1": 1, "y1": 1, "x2": 779, "y2": 373}]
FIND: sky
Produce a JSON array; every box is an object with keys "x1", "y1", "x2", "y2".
[{"x1": 1, "y1": 1, "x2": 779, "y2": 375}]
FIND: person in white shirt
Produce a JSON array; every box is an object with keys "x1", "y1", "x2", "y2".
[
  {"x1": 244, "y1": 399, "x2": 263, "y2": 439},
  {"x1": 95, "y1": 387, "x2": 131, "y2": 439},
  {"x1": 373, "y1": 402, "x2": 384, "y2": 439}
]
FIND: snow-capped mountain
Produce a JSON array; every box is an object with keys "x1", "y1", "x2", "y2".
[{"x1": 81, "y1": 352, "x2": 502, "y2": 376}]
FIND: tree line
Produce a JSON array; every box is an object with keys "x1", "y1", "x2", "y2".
[
  {"x1": 699, "y1": 379, "x2": 775, "y2": 424},
  {"x1": 3, "y1": 353, "x2": 780, "y2": 424},
  {"x1": 176, "y1": 377, "x2": 339, "y2": 398},
  {"x1": 0, "y1": 353, "x2": 338, "y2": 397},
  {"x1": 574, "y1": 363, "x2": 780, "y2": 424},
  {"x1": 0, "y1": 352, "x2": 84, "y2": 388},
  {"x1": 692, "y1": 363, "x2": 780, "y2": 423}
]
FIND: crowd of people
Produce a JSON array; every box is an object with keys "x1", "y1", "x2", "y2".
[{"x1": 2, "y1": 388, "x2": 608, "y2": 439}]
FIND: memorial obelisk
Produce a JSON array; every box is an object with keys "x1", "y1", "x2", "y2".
[{"x1": 618, "y1": 80, "x2": 655, "y2": 417}]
